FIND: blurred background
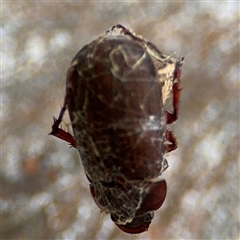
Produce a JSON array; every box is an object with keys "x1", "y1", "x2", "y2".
[{"x1": 2, "y1": 1, "x2": 239, "y2": 239}]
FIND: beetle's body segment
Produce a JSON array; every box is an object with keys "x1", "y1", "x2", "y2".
[{"x1": 50, "y1": 24, "x2": 183, "y2": 234}]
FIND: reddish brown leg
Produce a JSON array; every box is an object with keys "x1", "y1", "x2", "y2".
[
  {"x1": 165, "y1": 129, "x2": 177, "y2": 153},
  {"x1": 166, "y1": 62, "x2": 182, "y2": 124},
  {"x1": 49, "y1": 89, "x2": 77, "y2": 148}
]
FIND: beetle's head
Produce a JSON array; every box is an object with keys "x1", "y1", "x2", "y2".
[{"x1": 111, "y1": 180, "x2": 167, "y2": 234}]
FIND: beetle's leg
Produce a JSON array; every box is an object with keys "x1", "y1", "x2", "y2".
[
  {"x1": 166, "y1": 61, "x2": 182, "y2": 124},
  {"x1": 49, "y1": 77, "x2": 77, "y2": 148},
  {"x1": 165, "y1": 128, "x2": 177, "y2": 153}
]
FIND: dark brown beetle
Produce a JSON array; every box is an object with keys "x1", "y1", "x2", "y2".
[{"x1": 50, "y1": 24, "x2": 183, "y2": 234}]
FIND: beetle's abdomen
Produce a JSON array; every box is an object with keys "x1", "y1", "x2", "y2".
[{"x1": 67, "y1": 37, "x2": 166, "y2": 182}]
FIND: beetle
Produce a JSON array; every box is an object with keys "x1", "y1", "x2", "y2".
[{"x1": 50, "y1": 24, "x2": 183, "y2": 234}]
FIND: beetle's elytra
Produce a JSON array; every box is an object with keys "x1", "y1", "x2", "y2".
[{"x1": 50, "y1": 24, "x2": 183, "y2": 234}]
